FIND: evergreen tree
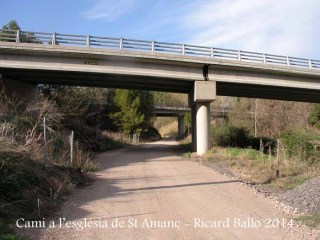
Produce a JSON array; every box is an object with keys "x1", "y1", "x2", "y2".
[
  {"x1": 1, "y1": 20, "x2": 37, "y2": 43},
  {"x1": 110, "y1": 89, "x2": 154, "y2": 134}
]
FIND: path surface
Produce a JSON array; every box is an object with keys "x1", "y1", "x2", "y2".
[{"x1": 20, "y1": 140, "x2": 304, "y2": 239}]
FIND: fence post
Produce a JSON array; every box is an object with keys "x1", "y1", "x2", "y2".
[
  {"x1": 43, "y1": 117, "x2": 47, "y2": 163},
  {"x1": 70, "y1": 130, "x2": 74, "y2": 164},
  {"x1": 182, "y1": 44, "x2": 185, "y2": 55},
  {"x1": 238, "y1": 50, "x2": 241, "y2": 61},
  {"x1": 269, "y1": 146, "x2": 272, "y2": 169},
  {"x1": 276, "y1": 139, "x2": 280, "y2": 166}
]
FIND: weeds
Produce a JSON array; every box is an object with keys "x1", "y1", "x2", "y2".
[{"x1": 294, "y1": 214, "x2": 320, "y2": 229}]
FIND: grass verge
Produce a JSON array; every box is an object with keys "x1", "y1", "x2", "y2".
[{"x1": 294, "y1": 214, "x2": 320, "y2": 229}]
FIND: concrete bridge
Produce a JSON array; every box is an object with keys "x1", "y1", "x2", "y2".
[
  {"x1": 154, "y1": 106, "x2": 230, "y2": 139},
  {"x1": 155, "y1": 106, "x2": 190, "y2": 139},
  {"x1": 0, "y1": 30, "x2": 320, "y2": 155}
]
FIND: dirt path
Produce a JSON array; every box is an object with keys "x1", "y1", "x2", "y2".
[{"x1": 19, "y1": 140, "x2": 313, "y2": 239}]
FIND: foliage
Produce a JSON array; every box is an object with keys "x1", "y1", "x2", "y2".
[
  {"x1": 280, "y1": 130, "x2": 320, "y2": 164},
  {"x1": 211, "y1": 125, "x2": 249, "y2": 148},
  {"x1": 184, "y1": 112, "x2": 192, "y2": 134},
  {"x1": 309, "y1": 103, "x2": 320, "y2": 128},
  {"x1": 153, "y1": 92, "x2": 188, "y2": 107},
  {"x1": 140, "y1": 127, "x2": 161, "y2": 142},
  {"x1": 1, "y1": 20, "x2": 37, "y2": 43},
  {"x1": 228, "y1": 98, "x2": 255, "y2": 134},
  {"x1": 110, "y1": 89, "x2": 154, "y2": 134}
]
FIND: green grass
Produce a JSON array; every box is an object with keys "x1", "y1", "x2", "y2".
[
  {"x1": 0, "y1": 219, "x2": 29, "y2": 240},
  {"x1": 202, "y1": 147, "x2": 317, "y2": 188},
  {"x1": 294, "y1": 214, "x2": 320, "y2": 229},
  {"x1": 221, "y1": 147, "x2": 274, "y2": 161}
]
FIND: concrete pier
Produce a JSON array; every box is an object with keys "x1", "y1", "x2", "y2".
[{"x1": 193, "y1": 81, "x2": 216, "y2": 155}]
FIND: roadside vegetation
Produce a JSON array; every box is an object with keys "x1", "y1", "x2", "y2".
[
  {"x1": 182, "y1": 98, "x2": 320, "y2": 229},
  {"x1": 294, "y1": 214, "x2": 320, "y2": 229}
]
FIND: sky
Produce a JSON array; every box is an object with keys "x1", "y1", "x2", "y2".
[{"x1": 1, "y1": 0, "x2": 319, "y2": 59}]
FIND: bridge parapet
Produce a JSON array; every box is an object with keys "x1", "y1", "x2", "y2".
[{"x1": 1, "y1": 29, "x2": 320, "y2": 71}]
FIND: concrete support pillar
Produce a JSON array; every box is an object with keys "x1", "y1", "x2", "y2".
[
  {"x1": 191, "y1": 104, "x2": 197, "y2": 152},
  {"x1": 192, "y1": 81, "x2": 216, "y2": 155},
  {"x1": 177, "y1": 115, "x2": 184, "y2": 139},
  {"x1": 196, "y1": 102, "x2": 210, "y2": 155}
]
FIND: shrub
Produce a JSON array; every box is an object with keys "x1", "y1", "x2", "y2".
[
  {"x1": 280, "y1": 130, "x2": 320, "y2": 163},
  {"x1": 211, "y1": 125, "x2": 249, "y2": 148},
  {"x1": 249, "y1": 137, "x2": 276, "y2": 152},
  {"x1": 140, "y1": 127, "x2": 161, "y2": 142}
]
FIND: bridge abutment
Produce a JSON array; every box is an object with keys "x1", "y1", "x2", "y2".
[
  {"x1": 1, "y1": 77, "x2": 38, "y2": 102},
  {"x1": 192, "y1": 81, "x2": 216, "y2": 155}
]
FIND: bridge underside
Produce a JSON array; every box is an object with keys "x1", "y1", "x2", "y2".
[
  {"x1": 1, "y1": 68, "x2": 320, "y2": 103},
  {"x1": 1, "y1": 43, "x2": 320, "y2": 155}
]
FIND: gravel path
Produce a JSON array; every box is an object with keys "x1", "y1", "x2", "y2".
[{"x1": 17, "y1": 140, "x2": 317, "y2": 239}]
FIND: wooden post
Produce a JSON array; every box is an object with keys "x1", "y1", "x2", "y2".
[
  {"x1": 70, "y1": 131, "x2": 74, "y2": 164},
  {"x1": 269, "y1": 146, "x2": 272, "y2": 169},
  {"x1": 276, "y1": 139, "x2": 280, "y2": 166},
  {"x1": 260, "y1": 138, "x2": 265, "y2": 163},
  {"x1": 43, "y1": 117, "x2": 47, "y2": 163}
]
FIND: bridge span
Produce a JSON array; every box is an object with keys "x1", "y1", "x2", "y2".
[{"x1": 0, "y1": 30, "x2": 320, "y2": 155}]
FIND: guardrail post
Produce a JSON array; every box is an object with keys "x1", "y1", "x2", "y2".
[
  {"x1": 120, "y1": 38, "x2": 123, "y2": 50},
  {"x1": 309, "y1": 59, "x2": 312, "y2": 69},
  {"x1": 151, "y1": 41, "x2": 155, "y2": 52},
  {"x1": 263, "y1": 54, "x2": 266, "y2": 64},
  {"x1": 16, "y1": 30, "x2": 20, "y2": 43},
  {"x1": 238, "y1": 50, "x2": 241, "y2": 61},
  {"x1": 52, "y1": 32, "x2": 56, "y2": 45},
  {"x1": 286, "y1": 56, "x2": 290, "y2": 66},
  {"x1": 182, "y1": 44, "x2": 185, "y2": 55},
  {"x1": 86, "y1": 35, "x2": 90, "y2": 47},
  {"x1": 211, "y1": 48, "x2": 214, "y2": 58}
]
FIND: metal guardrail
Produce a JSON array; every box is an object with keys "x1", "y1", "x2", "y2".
[{"x1": 1, "y1": 29, "x2": 320, "y2": 70}]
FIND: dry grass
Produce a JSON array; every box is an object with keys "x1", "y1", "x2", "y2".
[
  {"x1": 154, "y1": 117, "x2": 178, "y2": 138},
  {"x1": 203, "y1": 147, "x2": 319, "y2": 189}
]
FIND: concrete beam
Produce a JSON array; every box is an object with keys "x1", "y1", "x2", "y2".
[{"x1": 194, "y1": 81, "x2": 216, "y2": 102}]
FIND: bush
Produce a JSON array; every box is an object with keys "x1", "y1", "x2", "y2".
[
  {"x1": 249, "y1": 137, "x2": 276, "y2": 152},
  {"x1": 280, "y1": 130, "x2": 320, "y2": 163},
  {"x1": 140, "y1": 127, "x2": 161, "y2": 142},
  {"x1": 211, "y1": 125, "x2": 249, "y2": 148}
]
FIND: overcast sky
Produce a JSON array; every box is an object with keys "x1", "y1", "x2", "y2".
[{"x1": 1, "y1": 0, "x2": 319, "y2": 59}]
